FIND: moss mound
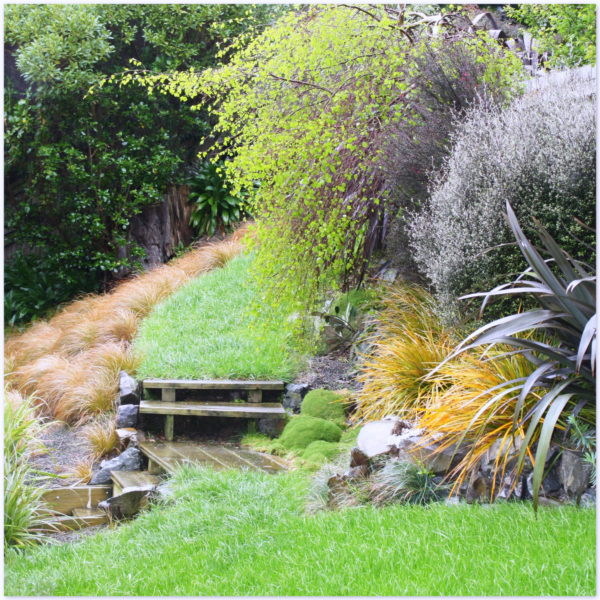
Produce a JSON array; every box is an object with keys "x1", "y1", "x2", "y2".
[
  {"x1": 300, "y1": 389, "x2": 346, "y2": 427},
  {"x1": 280, "y1": 415, "x2": 342, "y2": 451},
  {"x1": 301, "y1": 440, "x2": 340, "y2": 465}
]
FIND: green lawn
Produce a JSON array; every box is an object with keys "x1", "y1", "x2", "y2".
[
  {"x1": 134, "y1": 254, "x2": 303, "y2": 380},
  {"x1": 5, "y1": 467, "x2": 595, "y2": 596}
]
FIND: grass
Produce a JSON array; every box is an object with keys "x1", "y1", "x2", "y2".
[
  {"x1": 5, "y1": 467, "x2": 595, "y2": 596},
  {"x1": 134, "y1": 253, "x2": 303, "y2": 381},
  {"x1": 4, "y1": 230, "x2": 246, "y2": 423}
]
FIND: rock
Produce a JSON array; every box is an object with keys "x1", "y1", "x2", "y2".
[
  {"x1": 283, "y1": 383, "x2": 309, "y2": 413},
  {"x1": 89, "y1": 447, "x2": 142, "y2": 485},
  {"x1": 356, "y1": 418, "x2": 398, "y2": 458},
  {"x1": 116, "y1": 404, "x2": 139, "y2": 428},
  {"x1": 98, "y1": 489, "x2": 151, "y2": 519},
  {"x1": 257, "y1": 418, "x2": 286, "y2": 438},
  {"x1": 378, "y1": 268, "x2": 399, "y2": 283},
  {"x1": 119, "y1": 371, "x2": 140, "y2": 405},
  {"x1": 527, "y1": 466, "x2": 562, "y2": 499},
  {"x1": 558, "y1": 450, "x2": 593, "y2": 499},
  {"x1": 116, "y1": 427, "x2": 144, "y2": 448},
  {"x1": 466, "y1": 471, "x2": 490, "y2": 503},
  {"x1": 344, "y1": 464, "x2": 369, "y2": 480},
  {"x1": 444, "y1": 496, "x2": 461, "y2": 506},
  {"x1": 326, "y1": 474, "x2": 362, "y2": 509},
  {"x1": 580, "y1": 489, "x2": 596, "y2": 508},
  {"x1": 349, "y1": 447, "x2": 369, "y2": 468}
]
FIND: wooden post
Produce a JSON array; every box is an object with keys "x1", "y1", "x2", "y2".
[
  {"x1": 162, "y1": 388, "x2": 175, "y2": 441},
  {"x1": 248, "y1": 390, "x2": 262, "y2": 403}
]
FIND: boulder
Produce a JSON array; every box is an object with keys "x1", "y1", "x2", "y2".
[
  {"x1": 116, "y1": 427, "x2": 145, "y2": 448},
  {"x1": 356, "y1": 418, "x2": 398, "y2": 458},
  {"x1": 118, "y1": 371, "x2": 140, "y2": 405},
  {"x1": 558, "y1": 450, "x2": 593, "y2": 499},
  {"x1": 283, "y1": 383, "x2": 309, "y2": 413},
  {"x1": 116, "y1": 404, "x2": 139, "y2": 428},
  {"x1": 349, "y1": 447, "x2": 369, "y2": 468},
  {"x1": 89, "y1": 447, "x2": 142, "y2": 485},
  {"x1": 98, "y1": 489, "x2": 151, "y2": 519},
  {"x1": 344, "y1": 464, "x2": 369, "y2": 480}
]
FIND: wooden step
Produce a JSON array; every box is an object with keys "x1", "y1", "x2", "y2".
[
  {"x1": 143, "y1": 378, "x2": 285, "y2": 390},
  {"x1": 38, "y1": 485, "x2": 112, "y2": 516},
  {"x1": 39, "y1": 508, "x2": 109, "y2": 532},
  {"x1": 139, "y1": 441, "x2": 288, "y2": 475},
  {"x1": 139, "y1": 400, "x2": 286, "y2": 419},
  {"x1": 111, "y1": 470, "x2": 161, "y2": 496}
]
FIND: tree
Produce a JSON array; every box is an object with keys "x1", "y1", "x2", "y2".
[{"x1": 4, "y1": 4, "x2": 279, "y2": 324}]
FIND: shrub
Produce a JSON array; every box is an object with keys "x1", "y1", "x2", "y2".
[
  {"x1": 409, "y1": 73, "x2": 596, "y2": 319},
  {"x1": 301, "y1": 441, "x2": 341, "y2": 466},
  {"x1": 84, "y1": 415, "x2": 120, "y2": 459},
  {"x1": 300, "y1": 389, "x2": 346, "y2": 427},
  {"x1": 352, "y1": 283, "x2": 454, "y2": 424},
  {"x1": 4, "y1": 391, "x2": 55, "y2": 548},
  {"x1": 425, "y1": 203, "x2": 596, "y2": 509},
  {"x1": 370, "y1": 461, "x2": 447, "y2": 506},
  {"x1": 280, "y1": 416, "x2": 342, "y2": 451}
]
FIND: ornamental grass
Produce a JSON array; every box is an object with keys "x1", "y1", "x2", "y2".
[{"x1": 5, "y1": 227, "x2": 248, "y2": 424}]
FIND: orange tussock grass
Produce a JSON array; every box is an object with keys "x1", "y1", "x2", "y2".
[
  {"x1": 418, "y1": 352, "x2": 540, "y2": 499},
  {"x1": 69, "y1": 458, "x2": 94, "y2": 485},
  {"x1": 4, "y1": 226, "x2": 248, "y2": 423},
  {"x1": 352, "y1": 282, "x2": 455, "y2": 424},
  {"x1": 85, "y1": 416, "x2": 120, "y2": 459}
]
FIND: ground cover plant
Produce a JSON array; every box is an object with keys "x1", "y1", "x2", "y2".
[
  {"x1": 4, "y1": 467, "x2": 595, "y2": 596},
  {"x1": 134, "y1": 253, "x2": 303, "y2": 381},
  {"x1": 5, "y1": 229, "x2": 246, "y2": 426}
]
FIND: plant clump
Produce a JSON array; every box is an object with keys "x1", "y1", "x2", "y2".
[
  {"x1": 279, "y1": 415, "x2": 342, "y2": 451},
  {"x1": 300, "y1": 389, "x2": 346, "y2": 428},
  {"x1": 301, "y1": 441, "x2": 341, "y2": 466}
]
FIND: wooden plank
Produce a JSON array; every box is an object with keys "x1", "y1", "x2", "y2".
[
  {"x1": 165, "y1": 415, "x2": 175, "y2": 441},
  {"x1": 111, "y1": 470, "x2": 160, "y2": 494},
  {"x1": 139, "y1": 441, "x2": 288, "y2": 474},
  {"x1": 143, "y1": 378, "x2": 285, "y2": 391},
  {"x1": 38, "y1": 512, "x2": 109, "y2": 532},
  {"x1": 161, "y1": 388, "x2": 176, "y2": 402},
  {"x1": 247, "y1": 389, "x2": 262, "y2": 403},
  {"x1": 39, "y1": 485, "x2": 112, "y2": 515},
  {"x1": 139, "y1": 400, "x2": 285, "y2": 418}
]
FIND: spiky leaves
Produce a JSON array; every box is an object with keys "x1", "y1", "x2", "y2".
[{"x1": 433, "y1": 202, "x2": 596, "y2": 510}]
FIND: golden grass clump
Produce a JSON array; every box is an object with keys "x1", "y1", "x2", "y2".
[
  {"x1": 352, "y1": 283, "x2": 455, "y2": 424},
  {"x1": 84, "y1": 416, "x2": 120, "y2": 459},
  {"x1": 419, "y1": 352, "x2": 540, "y2": 498},
  {"x1": 3, "y1": 226, "x2": 247, "y2": 423},
  {"x1": 70, "y1": 458, "x2": 94, "y2": 485}
]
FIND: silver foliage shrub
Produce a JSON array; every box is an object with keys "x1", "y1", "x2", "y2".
[{"x1": 408, "y1": 72, "x2": 596, "y2": 318}]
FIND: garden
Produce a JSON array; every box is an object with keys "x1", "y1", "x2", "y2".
[{"x1": 4, "y1": 4, "x2": 597, "y2": 597}]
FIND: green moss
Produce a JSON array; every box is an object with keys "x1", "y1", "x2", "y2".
[
  {"x1": 300, "y1": 389, "x2": 346, "y2": 427},
  {"x1": 280, "y1": 415, "x2": 342, "y2": 451},
  {"x1": 241, "y1": 433, "x2": 287, "y2": 456},
  {"x1": 301, "y1": 440, "x2": 340, "y2": 465}
]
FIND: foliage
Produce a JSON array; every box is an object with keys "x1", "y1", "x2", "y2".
[
  {"x1": 5, "y1": 231, "x2": 244, "y2": 422},
  {"x1": 279, "y1": 415, "x2": 342, "y2": 451},
  {"x1": 300, "y1": 389, "x2": 346, "y2": 427},
  {"x1": 353, "y1": 283, "x2": 454, "y2": 424},
  {"x1": 430, "y1": 203, "x2": 596, "y2": 510},
  {"x1": 134, "y1": 253, "x2": 303, "y2": 381},
  {"x1": 301, "y1": 440, "x2": 341, "y2": 466},
  {"x1": 187, "y1": 161, "x2": 247, "y2": 237},
  {"x1": 505, "y1": 4, "x2": 596, "y2": 67},
  {"x1": 566, "y1": 415, "x2": 596, "y2": 487},
  {"x1": 4, "y1": 391, "x2": 55, "y2": 548},
  {"x1": 84, "y1": 415, "x2": 120, "y2": 459},
  {"x1": 419, "y1": 350, "x2": 540, "y2": 497},
  {"x1": 4, "y1": 4, "x2": 278, "y2": 323},
  {"x1": 4, "y1": 252, "x2": 98, "y2": 326},
  {"x1": 5, "y1": 466, "x2": 595, "y2": 596},
  {"x1": 370, "y1": 461, "x2": 447, "y2": 506},
  {"x1": 125, "y1": 5, "x2": 522, "y2": 312},
  {"x1": 409, "y1": 73, "x2": 596, "y2": 319}
]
